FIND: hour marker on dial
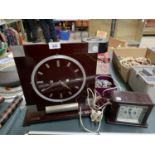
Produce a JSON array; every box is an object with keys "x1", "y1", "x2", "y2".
[
  {"x1": 38, "y1": 71, "x2": 43, "y2": 75},
  {"x1": 49, "y1": 93, "x2": 53, "y2": 98},
  {"x1": 67, "y1": 62, "x2": 71, "y2": 67},
  {"x1": 60, "y1": 93, "x2": 63, "y2": 99},
  {"x1": 50, "y1": 80, "x2": 53, "y2": 84},
  {"x1": 36, "y1": 81, "x2": 44, "y2": 84},
  {"x1": 57, "y1": 60, "x2": 60, "y2": 67},
  {"x1": 68, "y1": 91, "x2": 72, "y2": 95},
  {"x1": 41, "y1": 88, "x2": 46, "y2": 92},
  {"x1": 45, "y1": 63, "x2": 50, "y2": 69},
  {"x1": 75, "y1": 86, "x2": 79, "y2": 89},
  {"x1": 38, "y1": 83, "x2": 50, "y2": 89},
  {"x1": 75, "y1": 78, "x2": 81, "y2": 81},
  {"x1": 74, "y1": 69, "x2": 79, "y2": 73}
]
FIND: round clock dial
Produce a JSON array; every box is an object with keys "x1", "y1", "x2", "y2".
[{"x1": 31, "y1": 55, "x2": 86, "y2": 102}]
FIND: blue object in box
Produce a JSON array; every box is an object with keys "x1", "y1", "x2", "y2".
[{"x1": 60, "y1": 30, "x2": 70, "y2": 40}]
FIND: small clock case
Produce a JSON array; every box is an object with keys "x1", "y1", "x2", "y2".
[{"x1": 107, "y1": 91, "x2": 154, "y2": 127}]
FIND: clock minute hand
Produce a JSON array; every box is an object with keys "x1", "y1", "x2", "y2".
[{"x1": 41, "y1": 81, "x2": 61, "y2": 92}]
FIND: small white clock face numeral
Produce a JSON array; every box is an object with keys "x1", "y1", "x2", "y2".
[
  {"x1": 38, "y1": 71, "x2": 43, "y2": 75},
  {"x1": 45, "y1": 63, "x2": 50, "y2": 69}
]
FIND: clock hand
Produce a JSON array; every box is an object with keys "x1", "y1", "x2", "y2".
[
  {"x1": 40, "y1": 75, "x2": 96, "y2": 93},
  {"x1": 41, "y1": 80, "x2": 72, "y2": 93},
  {"x1": 59, "y1": 81, "x2": 71, "y2": 90},
  {"x1": 41, "y1": 81, "x2": 61, "y2": 92}
]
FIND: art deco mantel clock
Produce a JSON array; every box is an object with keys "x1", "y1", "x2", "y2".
[
  {"x1": 107, "y1": 91, "x2": 153, "y2": 127},
  {"x1": 13, "y1": 43, "x2": 98, "y2": 125}
]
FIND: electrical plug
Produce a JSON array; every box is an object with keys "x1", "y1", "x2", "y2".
[{"x1": 90, "y1": 109, "x2": 103, "y2": 123}]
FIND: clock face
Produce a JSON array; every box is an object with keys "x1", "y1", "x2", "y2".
[
  {"x1": 116, "y1": 104, "x2": 148, "y2": 124},
  {"x1": 31, "y1": 55, "x2": 86, "y2": 102}
]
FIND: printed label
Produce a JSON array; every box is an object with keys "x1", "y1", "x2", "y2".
[{"x1": 49, "y1": 42, "x2": 61, "y2": 49}]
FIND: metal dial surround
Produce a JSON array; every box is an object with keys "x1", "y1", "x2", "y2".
[{"x1": 31, "y1": 55, "x2": 86, "y2": 103}]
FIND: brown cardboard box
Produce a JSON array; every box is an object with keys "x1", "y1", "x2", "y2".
[
  {"x1": 112, "y1": 48, "x2": 155, "y2": 83},
  {"x1": 108, "y1": 37, "x2": 127, "y2": 51}
]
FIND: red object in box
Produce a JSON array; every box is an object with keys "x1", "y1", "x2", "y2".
[{"x1": 98, "y1": 52, "x2": 110, "y2": 63}]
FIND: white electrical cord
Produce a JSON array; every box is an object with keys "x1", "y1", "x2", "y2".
[
  {"x1": 78, "y1": 75, "x2": 120, "y2": 133},
  {"x1": 79, "y1": 106, "x2": 104, "y2": 134},
  {"x1": 102, "y1": 87, "x2": 117, "y2": 97},
  {"x1": 86, "y1": 88, "x2": 96, "y2": 109},
  {"x1": 78, "y1": 88, "x2": 111, "y2": 134}
]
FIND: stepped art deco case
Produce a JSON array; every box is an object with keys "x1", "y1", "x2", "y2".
[
  {"x1": 12, "y1": 43, "x2": 98, "y2": 125},
  {"x1": 107, "y1": 91, "x2": 153, "y2": 127}
]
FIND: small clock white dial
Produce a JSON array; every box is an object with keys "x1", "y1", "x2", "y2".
[{"x1": 116, "y1": 104, "x2": 148, "y2": 124}]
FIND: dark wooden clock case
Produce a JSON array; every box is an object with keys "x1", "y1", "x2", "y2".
[
  {"x1": 13, "y1": 43, "x2": 97, "y2": 125},
  {"x1": 107, "y1": 91, "x2": 154, "y2": 127}
]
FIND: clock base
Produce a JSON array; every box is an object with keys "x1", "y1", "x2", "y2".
[
  {"x1": 23, "y1": 104, "x2": 91, "y2": 126},
  {"x1": 106, "y1": 118, "x2": 148, "y2": 128}
]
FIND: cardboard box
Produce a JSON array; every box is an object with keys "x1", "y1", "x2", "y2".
[
  {"x1": 114, "y1": 19, "x2": 144, "y2": 46},
  {"x1": 89, "y1": 19, "x2": 112, "y2": 38},
  {"x1": 112, "y1": 48, "x2": 155, "y2": 83},
  {"x1": 108, "y1": 37, "x2": 127, "y2": 51}
]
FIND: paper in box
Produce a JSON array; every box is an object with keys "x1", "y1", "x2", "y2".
[{"x1": 112, "y1": 48, "x2": 155, "y2": 83}]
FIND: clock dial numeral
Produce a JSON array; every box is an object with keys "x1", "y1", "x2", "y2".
[
  {"x1": 60, "y1": 93, "x2": 63, "y2": 99},
  {"x1": 68, "y1": 91, "x2": 72, "y2": 95},
  {"x1": 67, "y1": 62, "x2": 71, "y2": 67},
  {"x1": 38, "y1": 71, "x2": 43, "y2": 75},
  {"x1": 74, "y1": 69, "x2": 79, "y2": 73},
  {"x1": 56, "y1": 60, "x2": 60, "y2": 67},
  {"x1": 45, "y1": 63, "x2": 50, "y2": 69},
  {"x1": 75, "y1": 86, "x2": 79, "y2": 89},
  {"x1": 36, "y1": 81, "x2": 44, "y2": 84}
]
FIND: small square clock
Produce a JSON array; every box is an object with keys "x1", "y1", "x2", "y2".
[{"x1": 107, "y1": 91, "x2": 154, "y2": 127}]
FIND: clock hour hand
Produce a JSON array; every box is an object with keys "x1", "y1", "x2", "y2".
[{"x1": 59, "y1": 81, "x2": 71, "y2": 90}]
